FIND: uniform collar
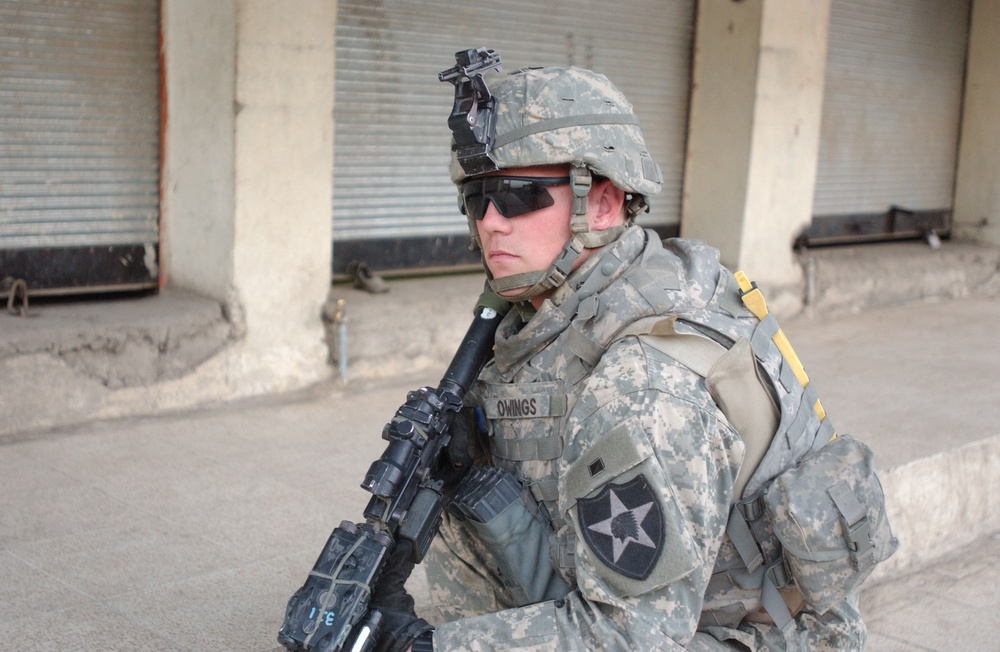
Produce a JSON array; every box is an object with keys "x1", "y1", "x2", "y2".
[{"x1": 491, "y1": 225, "x2": 647, "y2": 378}]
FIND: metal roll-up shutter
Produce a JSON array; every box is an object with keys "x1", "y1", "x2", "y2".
[
  {"x1": 807, "y1": 0, "x2": 970, "y2": 244},
  {"x1": 332, "y1": 0, "x2": 694, "y2": 275},
  {"x1": 0, "y1": 0, "x2": 160, "y2": 297}
]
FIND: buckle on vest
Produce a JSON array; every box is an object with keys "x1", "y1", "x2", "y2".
[
  {"x1": 764, "y1": 555, "x2": 791, "y2": 590},
  {"x1": 737, "y1": 494, "x2": 766, "y2": 522},
  {"x1": 846, "y1": 516, "x2": 876, "y2": 570}
]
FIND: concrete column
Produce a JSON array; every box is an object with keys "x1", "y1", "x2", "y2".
[
  {"x1": 160, "y1": 0, "x2": 237, "y2": 301},
  {"x1": 953, "y1": 0, "x2": 1000, "y2": 247},
  {"x1": 682, "y1": 0, "x2": 831, "y2": 314},
  {"x1": 161, "y1": 1, "x2": 336, "y2": 395},
  {"x1": 228, "y1": 0, "x2": 336, "y2": 389}
]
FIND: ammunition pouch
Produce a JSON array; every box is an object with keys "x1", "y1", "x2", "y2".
[
  {"x1": 762, "y1": 433, "x2": 898, "y2": 614},
  {"x1": 449, "y1": 466, "x2": 571, "y2": 606}
]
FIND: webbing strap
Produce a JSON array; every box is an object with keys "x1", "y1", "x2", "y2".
[
  {"x1": 491, "y1": 270, "x2": 545, "y2": 293},
  {"x1": 718, "y1": 272, "x2": 745, "y2": 318},
  {"x1": 749, "y1": 314, "x2": 780, "y2": 375},
  {"x1": 527, "y1": 477, "x2": 560, "y2": 503},
  {"x1": 557, "y1": 531, "x2": 576, "y2": 569},
  {"x1": 566, "y1": 326, "x2": 606, "y2": 369},
  {"x1": 828, "y1": 480, "x2": 877, "y2": 570},
  {"x1": 761, "y1": 559, "x2": 800, "y2": 645},
  {"x1": 828, "y1": 481, "x2": 865, "y2": 525},
  {"x1": 786, "y1": 384, "x2": 821, "y2": 448},
  {"x1": 488, "y1": 236, "x2": 583, "y2": 301},
  {"x1": 726, "y1": 508, "x2": 764, "y2": 573},
  {"x1": 815, "y1": 416, "x2": 836, "y2": 450},
  {"x1": 778, "y1": 354, "x2": 798, "y2": 394},
  {"x1": 569, "y1": 165, "x2": 592, "y2": 233}
]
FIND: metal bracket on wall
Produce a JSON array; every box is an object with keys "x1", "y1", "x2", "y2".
[{"x1": 4, "y1": 278, "x2": 36, "y2": 317}]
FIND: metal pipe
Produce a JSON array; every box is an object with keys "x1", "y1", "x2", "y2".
[
  {"x1": 335, "y1": 299, "x2": 349, "y2": 385},
  {"x1": 804, "y1": 254, "x2": 816, "y2": 308}
]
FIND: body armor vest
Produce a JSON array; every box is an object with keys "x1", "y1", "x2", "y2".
[{"x1": 472, "y1": 226, "x2": 893, "y2": 644}]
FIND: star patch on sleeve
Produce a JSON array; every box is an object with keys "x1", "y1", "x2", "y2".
[{"x1": 577, "y1": 474, "x2": 664, "y2": 580}]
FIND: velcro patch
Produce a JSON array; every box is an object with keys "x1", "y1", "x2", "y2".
[
  {"x1": 481, "y1": 393, "x2": 566, "y2": 419},
  {"x1": 577, "y1": 474, "x2": 664, "y2": 580}
]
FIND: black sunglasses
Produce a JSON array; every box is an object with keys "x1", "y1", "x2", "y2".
[{"x1": 460, "y1": 176, "x2": 570, "y2": 221}]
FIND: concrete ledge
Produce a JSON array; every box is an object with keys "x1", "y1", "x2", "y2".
[
  {"x1": 870, "y1": 432, "x2": 1000, "y2": 582},
  {"x1": 802, "y1": 238, "x2": 1000, "y2": 316},
  {"x1": 326, "y1": 239, "x2": 1000, "y2": 383},
  {"x1": 0, "y1": 289, "x2": 232, "y2": 388},
  {"x1": 323, "y1": 272, "x2": 486, "y2": 382},
  {"x1": 0, "y1": 289, "x2": 236, "y2": 437},
  {"x1": 4, "y1": 238, "x2": 998, "y2": 441}
]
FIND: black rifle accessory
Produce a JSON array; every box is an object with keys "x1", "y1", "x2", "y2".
[{"x1": 278, "y1": 292, "x2": 510, "y2": 652}]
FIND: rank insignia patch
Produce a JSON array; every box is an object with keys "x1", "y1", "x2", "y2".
[{"x1": 577, "y1": 474, "x2": 664, "y2": 580}]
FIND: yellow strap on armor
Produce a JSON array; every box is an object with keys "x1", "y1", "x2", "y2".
[{"x1": 733, "y1": 271, "x2": 832, "y2": 435}]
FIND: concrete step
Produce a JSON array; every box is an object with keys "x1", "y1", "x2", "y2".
[{"x1": 802, "y1": 238, "x2": 1000, "y2": 316}]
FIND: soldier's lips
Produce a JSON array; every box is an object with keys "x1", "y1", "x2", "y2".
[{"x1": 486, "y1": 249, "x2": 518, "y2": 263}]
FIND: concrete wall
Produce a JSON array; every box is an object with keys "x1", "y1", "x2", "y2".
[
  {"x1": 161, "y1": 0, "x2": 335, "y2": 395},
  {"x1": 953, "y1": 0, "x2": 1000, "y2": 247},
  {"x1": 682, "y1": 0, "x2": 831, "y2": 315}
]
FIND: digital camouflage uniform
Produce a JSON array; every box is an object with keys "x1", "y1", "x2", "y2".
[
  {"x1": 424, "y1": 226, "x2": 867, "y2": 650},
  {"x1": 426, "y1": 59, "x2": 870, "y2": 650}
]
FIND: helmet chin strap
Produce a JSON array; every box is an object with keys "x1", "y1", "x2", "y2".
[{"x1": 485, "y1": 165, "x2": 625, "y2": 303}]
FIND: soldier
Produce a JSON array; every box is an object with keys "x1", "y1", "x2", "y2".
[{"x1": 371, "y1": 64, "x2": 872, "y2": 651}]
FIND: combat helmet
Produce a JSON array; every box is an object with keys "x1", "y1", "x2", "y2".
[{"x1": 440, "y1": 49, "x2": 663, "y2": 302}]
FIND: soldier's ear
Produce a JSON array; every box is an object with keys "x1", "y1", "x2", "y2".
[{"x1": 588, "y1": 179, "x2": 626, "y2": 230}]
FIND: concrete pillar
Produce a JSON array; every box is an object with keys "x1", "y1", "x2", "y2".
[
  {"x1": 161, "y1": 0, "x2": 336, "y2": 394},
  {"x1": 682, "y1": 0, "x2": 831, "y2": 313},
  {"x1": 228, "y1": 0, "x2": 336, "y2": 389},
  {"x1": 953, "y1": 0, "x2": 1000, "y2": 247},
  {"x1": 160, "y1": 0, "x2": 237, "y2": 301}
]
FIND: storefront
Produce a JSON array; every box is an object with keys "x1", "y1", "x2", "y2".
[
  {"x1": 330, "y1": 0, "x2": 696, "y2": 275},
  {"x1": 0, "y1": 0, "x2": 161, "y2": 297},
  {"x1": 808, "y1": 0, "x2": 971, "y2": 244}
]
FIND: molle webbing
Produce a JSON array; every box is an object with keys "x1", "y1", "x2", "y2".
[
  {"x1": 733, "y1": 271, "x2": 832, "y2": 437},
  {"x1": 490, "y1": 433, "x2": 563, "y2": 462}
]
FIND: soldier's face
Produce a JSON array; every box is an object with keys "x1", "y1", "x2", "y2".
[{"x1": 473, "y1": 165, "x2": 576, "y2": 298}]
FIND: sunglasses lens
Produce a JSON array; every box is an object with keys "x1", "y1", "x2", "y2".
[
  {"x1": 462, "y1": 188, "x2": 488, "y2": 220},
  {"x1": 461, "y1": 177, "x2": 568, "y2": 220},
  {"x1": 497, "y1": 181, "x2": 551, "y2": 218}
]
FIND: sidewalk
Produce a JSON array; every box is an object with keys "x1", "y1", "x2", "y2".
[
  {"x1": 2, "y1": 295, "x2": 999, "y2": 650},
  {"x1": 858, "y1": 531, "x2": 1000, "y2": 651}
]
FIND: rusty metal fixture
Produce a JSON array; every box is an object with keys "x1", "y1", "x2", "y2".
[{"x1": 6, "y1": 278, "x2": 33, "y2": 317}]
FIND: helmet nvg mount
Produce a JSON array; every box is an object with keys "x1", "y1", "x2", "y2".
[{"x1": 439, "y1": 47, "x2": 663, "y2": 302}]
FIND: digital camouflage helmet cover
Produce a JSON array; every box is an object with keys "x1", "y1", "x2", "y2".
[{"x1": 440, "y1": 48, "x2": 663, "y2": 301}]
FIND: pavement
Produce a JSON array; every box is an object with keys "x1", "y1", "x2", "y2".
[{"x1": 2, "y1": 290, "x2": 1000, "y2": 650}]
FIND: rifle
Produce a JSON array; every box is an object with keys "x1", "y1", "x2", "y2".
[{"x1": 278, "y1": 292, "x2": 510, "y2": 652}]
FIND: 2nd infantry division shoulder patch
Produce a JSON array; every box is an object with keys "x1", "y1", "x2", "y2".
[{"x1": 578, "y1": 475, "x2": 664, "y2": 580}]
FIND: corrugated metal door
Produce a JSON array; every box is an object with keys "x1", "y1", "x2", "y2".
[
  {"x1": 332, "y1": 0, "x2": 694, "y2": 275},
  {"x1": 808, "y1": 0, "x2": 970, "y2": 244},
  {"x1": 0, "y1": 0, "x2": 160, "y2": 296}
]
